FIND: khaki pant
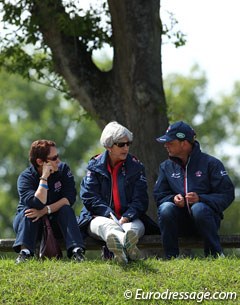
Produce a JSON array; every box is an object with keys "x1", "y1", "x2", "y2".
[{"x1": 88, "y1": 216, "x2": 145, "y2": 245}]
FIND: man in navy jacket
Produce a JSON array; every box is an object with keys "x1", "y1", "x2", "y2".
[{"x1": 154, "y1": 121, "x2": 235, "y2": 259}]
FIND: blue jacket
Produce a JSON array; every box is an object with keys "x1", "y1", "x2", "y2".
[
  {"x1": 79, "y1": 151, "x2": 149, "y2": 226},
  {"x1": 153, "y1": 141, "x2": 235, "y2": 217},
  {"x1": 16, "y1": 163, "x2": 77, "y2": 212}
]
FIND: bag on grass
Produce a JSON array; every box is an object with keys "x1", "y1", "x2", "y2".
[{"x1": 39, "y1": 215, "x2": 63, "y2": 259}]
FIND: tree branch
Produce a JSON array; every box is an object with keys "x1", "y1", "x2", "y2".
[{"x1": 31, "y1": 0, "x2": 114, "y2": 124}]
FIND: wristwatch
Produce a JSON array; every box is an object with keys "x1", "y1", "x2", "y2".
[{"x1": 46, "y1": 205, "x2": 51, "y2": 215}]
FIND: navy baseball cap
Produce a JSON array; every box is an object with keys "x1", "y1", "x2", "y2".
[{"x1": 156, "y1": 121, "x2": 196, "y2": 143}]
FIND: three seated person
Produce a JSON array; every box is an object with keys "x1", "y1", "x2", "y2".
[{"x1": 13, "y1": 121, "x2": 235, "y2": 263}]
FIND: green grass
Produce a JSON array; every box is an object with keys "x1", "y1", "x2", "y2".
[{"x1": 0, "y1": 254, "x2": 239, "y2": 305}]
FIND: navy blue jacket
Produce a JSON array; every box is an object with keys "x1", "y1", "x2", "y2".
[
  {"x1": 16, "y1": 163, "x2": 77, "y2": 212},
  {"x1": 153, "y1": 141, "x2": 235, "y2": 217},
  {"x1": 79, "y1": 151, "x2": 149, "y2": 226}
]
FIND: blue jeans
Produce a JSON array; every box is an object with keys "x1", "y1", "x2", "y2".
[
  {"x1": 158, "y1": 202, "x2": 222, "y2": 258},
  {"x1": 13, "y1": 205, "x2": 85, "y2": 257}
]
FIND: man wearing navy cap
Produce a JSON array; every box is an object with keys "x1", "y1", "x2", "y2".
[{"x1": 154, "y1": 121, "x2": 235, "y2": 259}]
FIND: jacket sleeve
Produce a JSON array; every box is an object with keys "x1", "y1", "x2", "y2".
[
  {"x1": 59, "y1": 163, "x2": 77, "y2": 206},
  {"x1": 17, "y1": 173, "x2": 46, "y2": 210},
  {"x1": 198, "y1": 158, "x2": 235, "y2": 214},
  {"x1": 122, "y1": 169, "x2": 149, "y2": 221},
  {"x1": 153, "y1": 164, "x2": 175, "y2": 207},
  {"x1": 80, "y1": 170, "x2": 113, "y2": 217}
]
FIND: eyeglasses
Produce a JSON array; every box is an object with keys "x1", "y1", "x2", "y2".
[
  {"x1": 47, "y1": 154, "x2": 59, "y2": 161},
  {"x1": 114, "y1": 142, "x2": 132, "y2": 148}
]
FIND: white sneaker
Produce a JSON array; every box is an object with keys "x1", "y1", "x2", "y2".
[
  {"x1": 124, "y1": 230, "x2": 141, "y2": 261},
  {"x1": 106, "y1": 234, "x2": 128, "y2": 264}
]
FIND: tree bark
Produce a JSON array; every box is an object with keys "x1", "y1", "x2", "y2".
[{"x1": 31, "y1": 0, "x2": 169, "y2": 219}]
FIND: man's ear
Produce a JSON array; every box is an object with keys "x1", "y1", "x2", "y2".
[{"x1": 36, "y1": 158, "x2": 44, "y2": 166}]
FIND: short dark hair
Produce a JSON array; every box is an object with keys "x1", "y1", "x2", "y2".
[{"x1": 29, "y1": 140, "x2": 56, "y2": 168}]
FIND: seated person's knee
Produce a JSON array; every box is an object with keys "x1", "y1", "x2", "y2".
[{"x1": 158, "y1": 202, "x2": 176, "y2": 219}]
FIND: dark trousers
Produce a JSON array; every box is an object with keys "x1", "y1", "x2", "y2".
[
  {"x1": 13, "y1": 205, "x2": 85, "y2": 257},
  {"x1": 158, "y1": 201, "x2": 222, "y2": 258}
]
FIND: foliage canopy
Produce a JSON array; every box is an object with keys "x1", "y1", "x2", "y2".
[{"x1": 0, "y1": 70, "x2": 100, "y2": 237}]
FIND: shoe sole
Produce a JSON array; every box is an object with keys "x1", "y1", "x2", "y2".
[
  {"x1": 15, "y1": 255, "x2": 31, "y2": 264},
  {"x1": 124, "y1": 230, "x2": 141, "y2": 260},
  {"x1": 106, "y1": 234, "x2": 128, "y2": 264},
  {"x1": 72, "y1": 255, "x2": 85, "y2": 262}
]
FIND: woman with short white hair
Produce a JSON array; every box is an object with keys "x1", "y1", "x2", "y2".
[{"x1": 79, "y1": 121, "x2": 149, "y2": 263}]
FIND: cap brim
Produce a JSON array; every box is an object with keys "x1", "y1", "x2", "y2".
[{"x1": 156, "y1": 135, "x2": 174, "y2": 143}]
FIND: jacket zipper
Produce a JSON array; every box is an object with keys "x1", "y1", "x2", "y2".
[
  {"x1": 184, "y1": 157, "x2": 192, "y2": 215},
  {"x1": 109, "y1": 174, "x2": 113, "y2": 209}
]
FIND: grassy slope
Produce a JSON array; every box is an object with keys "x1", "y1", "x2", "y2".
[{"x1": 0, "y1": 256, "x2": 239, "y2": 305}]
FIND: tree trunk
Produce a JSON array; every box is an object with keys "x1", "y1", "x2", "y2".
[
  {"x1": 32, "y1": 0, "x2": 169, "y2": 219},
  {"x1": 108, "y1": 0, "x2": 168, "y2": 219}
]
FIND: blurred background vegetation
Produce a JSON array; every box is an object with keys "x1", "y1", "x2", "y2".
[
  {"x1": 0, "y1": 0, "x2": 238, "y2": 241},
  {"x1": 0, "y1": 63, "x2": 239, "y2": 238},
  {"x1": 0, "y1": 69, "x2": 101, "y2": 237}
]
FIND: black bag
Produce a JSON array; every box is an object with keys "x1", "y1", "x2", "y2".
[{"x1": 39, "y1": 216, "x2": 63, "y2": 259}]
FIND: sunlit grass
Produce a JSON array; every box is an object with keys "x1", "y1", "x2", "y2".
[{"x1": 0, "y1": 255, "x2": 239, "y2": 305}]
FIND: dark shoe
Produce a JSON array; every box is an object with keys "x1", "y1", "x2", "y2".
[
  {"x1": 101, "y1": 245, "x2": 114, "y2": 260},
  {"x1": 16, "y1": 251, "x2": 31, "y2": 264},
  {"x1": 72, "y1": 249, "x2": 85, "y2": 262}
]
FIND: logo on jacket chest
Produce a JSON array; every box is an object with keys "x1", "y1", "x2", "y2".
[
  {"x1": 54, "y1": 181, "x2": 62, "y2": 192},
  {"x1": 195, "y1": 171, "x2": 202, "y2": 177},
  {"x1": 171, "y1": 171, "x2": 203, "y2": 178}
]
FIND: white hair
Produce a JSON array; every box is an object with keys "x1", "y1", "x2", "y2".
[{"x1": 100, "y1": 121, "x2": 133, "y2": 148}]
